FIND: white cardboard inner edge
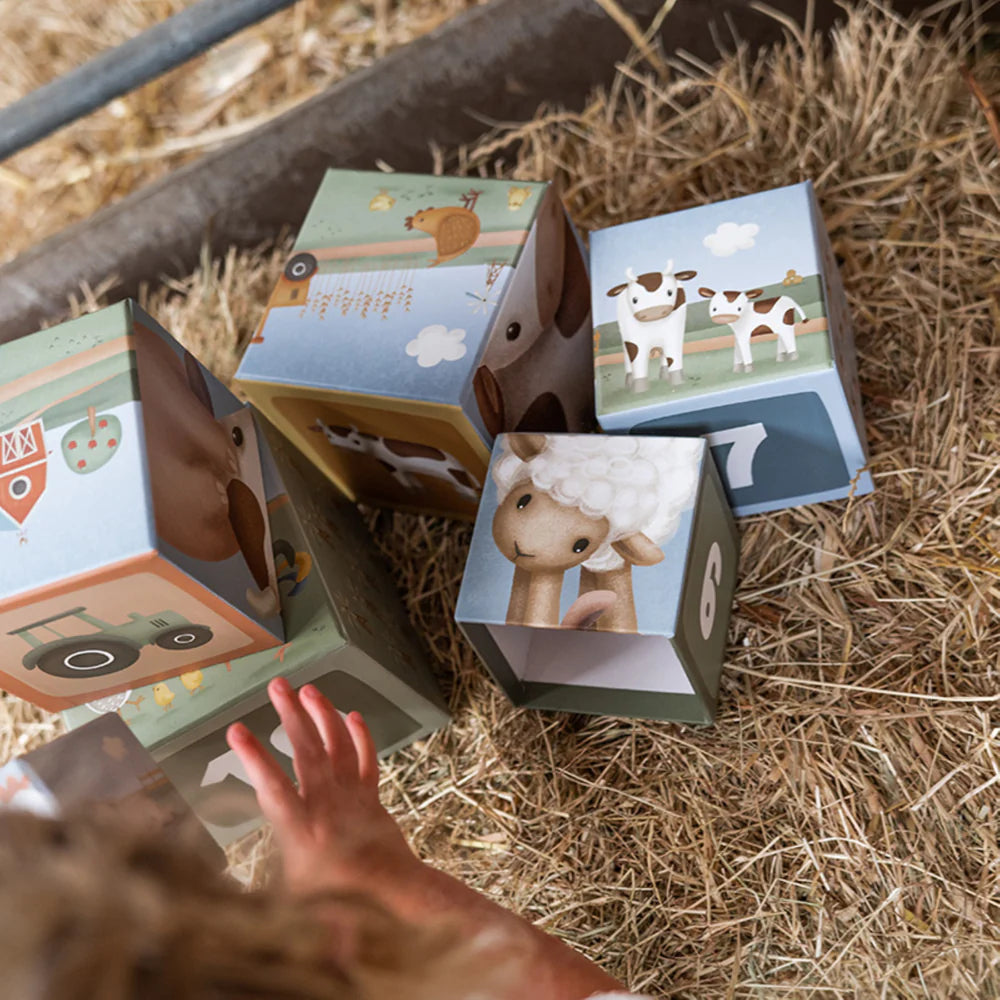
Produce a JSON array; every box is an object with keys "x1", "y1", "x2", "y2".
[{"x1": 486, "y1": 625, "x2": 694, "y2": 695}]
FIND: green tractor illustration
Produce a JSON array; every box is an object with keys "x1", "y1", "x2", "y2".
[{"x1": 9, "y1": 607, "x2": 213, "y2": 680}]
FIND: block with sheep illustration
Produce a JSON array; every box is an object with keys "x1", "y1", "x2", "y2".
[
  {"x1": 455, "y1": 432, "x2": 739, "y2": 724},
  {"x1": 590, "y1": 181, "x2": 872, "y2": 515},
  {"x1": 234, "y1": 168, "x2": 595, "y2": 520}
]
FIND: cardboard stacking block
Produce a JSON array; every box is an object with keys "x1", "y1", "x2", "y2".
[
  {"x1": 455, "y1": 433, "x2": 739, "y2": 724},
  {"x1": 0, "y1": 713, "x2": 222, "y2": 864},
  {"x1": 590, "y1": 181, "x2": 872, "y2": 515},
  {"x1": 63, "y1": 438, "x2": 449, "y2": 846},
  {"x1": 234, "y1": 169, "x2": 594, "y2": 519},
  {"x1": 0, "y1": 302, "x2": 284, "y2": 710}
]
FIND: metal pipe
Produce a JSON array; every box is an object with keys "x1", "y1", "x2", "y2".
[{"x1": 0, "y1": 0, "x2": 300, "y2": 162}]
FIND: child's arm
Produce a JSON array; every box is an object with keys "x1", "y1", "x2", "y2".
[{"x1": 227, "y1": 677, "x2": 626, "y2": 1000}]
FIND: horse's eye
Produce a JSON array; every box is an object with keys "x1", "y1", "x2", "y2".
[
  {"x1": 516, "y1": 494, "x2": 532, "y2": 509},
  {"x1": 572, "y1": 538, "x2": 590, "y2": 553},
  {"x1": 506, "y1": 322, "x2": 521, "y2": 341},
  {"x1": 231, "y1": 426, "x2": 244, "y2": 447}
]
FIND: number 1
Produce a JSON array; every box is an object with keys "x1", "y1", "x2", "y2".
[{"x1": 705, "y1": 422, "x2": 767, "y2": 489}]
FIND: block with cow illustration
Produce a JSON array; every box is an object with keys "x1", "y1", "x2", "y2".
[
  {"x1": 590, "y1": 181, "x2": 872, "y2": 515},
  {"x1": 62, "y1": 435, "x2": 448, "y2": 846},
  {"x1": 234, "y1": 169, "x2": 594, "y2": 519},
  {"x1": 0, "y1": 302, "x2": 284, "y2": 711}
]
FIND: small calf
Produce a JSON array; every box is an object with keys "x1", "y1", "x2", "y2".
[{"x1": 699, "y1": 287, "x2": 805, "y2": 372}]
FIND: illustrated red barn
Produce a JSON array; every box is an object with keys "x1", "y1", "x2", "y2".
[{"x1": 0, "y1": 420, "x2": 47, "y2": 530}]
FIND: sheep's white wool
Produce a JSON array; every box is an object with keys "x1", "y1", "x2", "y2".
[{"x1": 493, "y1": 435, "x2": 703, "y2": 571}]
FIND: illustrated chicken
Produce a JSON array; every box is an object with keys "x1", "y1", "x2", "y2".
[
  {"x1": 180, "y1": 670, "x2": 204, "y2": 694},
  {"x1": 152, "y1": 683, "x2": 175, "y2": 711},
  {"x1": 404, "y1": 204, "x2": 480, "y2": 266}
]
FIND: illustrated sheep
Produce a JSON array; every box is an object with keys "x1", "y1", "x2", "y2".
[
  {"x1": 606, "y1": 261, "x2": 698, "y2": 392},
  {"x1": 491, "y1": 434, "x2": 702, "y2": 632}
]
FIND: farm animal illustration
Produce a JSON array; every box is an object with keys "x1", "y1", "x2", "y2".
[
  {"x1": 152, "y1": 683, "x2": 176, "y2": 711},
  {"x1": 404, "y1": 189, "x2": 482, "y2": 266},
  {"x1": 491, "y1": 434, "x2": 702, "y2": 632},
  {"x1": 606, "y1": 261, "x2": 698, "y2": 392},
  {"x1": 369, "y1": 189, "x2": 395, "y2": 212},
  {"x1": 473, "y1": 192, "x2": 594, "y2": 437},
  {"x1": 9, "y1": 607, "x2": 213, "y2": 680},
  {"x1": 133, "y1": 323, "x2": 280, "y2": 618},
  {"x1": 312, "y1": 420, "x2": 481, "y2": 501},
  {"x1": 699, "y1": 287, "x2": 805, "y2": 371},
  {"x1": 507, "y1": 186, "x2": 532, "y2": 211},
  {"x1": 180, "y1": 670, "x2": 204, "y2": 694},
  {"x1": 273, "y1": 538, "x2": 312, "y2": 597}
]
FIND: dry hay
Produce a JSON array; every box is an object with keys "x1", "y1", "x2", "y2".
[
  {"x1": 4, "y1": 1, "x2": 1000, "y2": 996},
  {"x1": 0, "y1": 0, "x2": 483, "y2": 265}
]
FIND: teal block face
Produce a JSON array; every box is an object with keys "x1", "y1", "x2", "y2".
[
  {"x1": 590, "y1": 181, "x2": 871, "y2": 515},
  {"x1": 456, "y1": 433, "x2": 739, "y2": 723}
]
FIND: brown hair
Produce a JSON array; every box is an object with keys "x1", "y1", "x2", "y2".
[{"x1": 0, "y1": 810, "x2": 521, "y2": 1000}]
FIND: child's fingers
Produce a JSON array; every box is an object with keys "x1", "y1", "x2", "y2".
[
  {"x1": 268, "y1": 678, "x2": 336, "y2": 809},
  {"x1": 300, "y1": 685, "x2": 359, "y2": 782},
  {"x1": 226, "y1": 722, "x2": 305, "y2": 830},
  {"x1": 345, "y1": 711, "x2": 380, "y2": 792}
]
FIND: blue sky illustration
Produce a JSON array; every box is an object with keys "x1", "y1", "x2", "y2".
[
  {"x1": 456, "y1": 462, "x2": 695, "y2": 637},
  {"x1": 590, "y1": 182, "x2": 822, "y2": 328},
  {"x1": 238, "y1": 263, "x2": 499, "y2": 405}
]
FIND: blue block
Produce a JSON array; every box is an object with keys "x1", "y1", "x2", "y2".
[{"x1": 590, "y1": 181, "x2": 872, "y2": 515}]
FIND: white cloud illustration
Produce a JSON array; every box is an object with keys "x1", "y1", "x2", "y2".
[
  {"x1": 703, "y1": 222, "x2": 760, "y2": 257},
  {"x1": 406, "y1": 324, "x2": 468, "y2": 368}
]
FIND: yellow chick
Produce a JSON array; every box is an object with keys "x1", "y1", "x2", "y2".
[
  {"x1": 369, "y1": 190, "x2": 395, "y2": 212},
  {"x1": 507, "y1": 186, "x2": 531, "y2": 211},
  {"x1": 180, "y1": 670, "x2": 204, "y2": 694},
  {"x1": 152, "y1": 683, "x2": 175, "y2": 711}
]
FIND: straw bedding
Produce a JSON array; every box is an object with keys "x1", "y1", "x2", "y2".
[{"x1": 3, "y1": 2, "x2": 1000, "y2": 996}]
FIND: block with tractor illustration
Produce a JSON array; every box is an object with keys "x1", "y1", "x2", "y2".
[
  {"x1": 590, "y1": 181, "x2": 872, "y2": 515},
  {"x1": 0, "y1": 302, "x2": 284, "y2": 711},
  {"x1": 456, "y1": 432, "x2": 739, "y2": 725},
  {"x1": 63, "y1": 437, "x2": 448, "y2": 847},
  {"x1": 234, "y1": 169, "x2": 594, "y2": 519}
]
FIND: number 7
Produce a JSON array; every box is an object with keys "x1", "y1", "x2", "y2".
[{"x1": 705, "y1": 423, "x2": 767, "y2": 489}]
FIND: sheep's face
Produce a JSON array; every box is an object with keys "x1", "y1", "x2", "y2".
[{"x1": 492, "y1": 484, "x2": 610, "y2": 572}]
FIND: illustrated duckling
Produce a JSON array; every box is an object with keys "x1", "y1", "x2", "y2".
[
  {"x1": 152, "y1": 683, "x2": 175, "y2": 711},
  {"x1": 507, "y1": 186, "x2": 531, "y2": 211},
  {"x1": 369, "y1": 189, "x2": 395, "y2": 212},
  {"x1": 180, "y1": 670, "x2": 204, "y2": 694}
]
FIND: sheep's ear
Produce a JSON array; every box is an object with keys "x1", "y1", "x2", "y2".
[
  {"x1": 746, "y1": 288, "x2": 764, "y2": 299},
  {"x1": 612, "y1": 532, "x2": 664, "y2": 566},
  {"x1": 675, "y1": 269, "x2": 697, "y2": 281},
  {"x1": 698, "y1": 287, "x2": 715, "y2": 298},
  {"x1": 509, "y1": 434, "x2": 548, "y2": 461},
  {"x1": 606, "y1": 283, "x2": 628, "y2": 297}
]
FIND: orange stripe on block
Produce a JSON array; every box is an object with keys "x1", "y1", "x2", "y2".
[{"x1": 307, "y1": 230, "x2": 527, "y2": 261}]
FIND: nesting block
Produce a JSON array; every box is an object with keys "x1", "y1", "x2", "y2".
[
  {"x1": 63, "y1": 438, "x2": 449, "y2": 846},
  {"x1": 590, "y1": 181, "x2": 872, "y2": 515},
  {"x1": 456, "y1": 433, "x2": 739, "y2": 724},
  {"x1": 0, "y1": 713, "x2": 222, "y2": 861},
  {"x1": 0, "y1": 302, "x2": 283, "y2": 710},
  {"x1": 234, "y1": 169, "x2": 594, "y2": 519}
]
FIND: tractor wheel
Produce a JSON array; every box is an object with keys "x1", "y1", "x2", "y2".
[
  {"x1": 284, "y1": 252, "x2": 318, "y2": 282},
  {"x1": 36, "y1": 639, "x2": 140, "y2": 679},
  {"x1": 154, "y1": 625, "x2": 213, "y2": 651}
]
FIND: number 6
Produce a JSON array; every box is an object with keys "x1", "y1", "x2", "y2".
[{"x1": 700, "y1": 542, "x2": 723, "y2": 640}]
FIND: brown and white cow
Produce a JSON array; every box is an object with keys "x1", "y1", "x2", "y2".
[
  {"x1": 311, "y1": 421, "x2": 480, "y2": 501},
  {"x1": 606, "y1": 261, "x2": 698, "y2": 392},
  {"x1": 698, "y1": 287, "x2": 804, "y2": 372}
]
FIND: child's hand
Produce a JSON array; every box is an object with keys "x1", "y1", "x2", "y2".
[{"x1": 226, "y1": 677, "x2": 420, "y2": 898}]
